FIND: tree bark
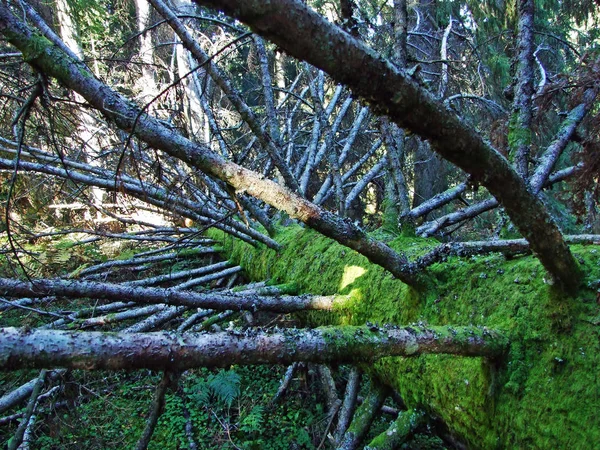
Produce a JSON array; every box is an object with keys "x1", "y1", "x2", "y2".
[
  {"x1": 365, "y1": 409, "x2": 425, "y2": 449},
  {"x1": 336, "y1": 382, "x2": 388, "y2": 450},
  {"x1": 335, "y1": 367, "x2": 361, "y2": 441},
  {"x1": 0, "y1": 325, "x2": 508, "y2": 371},
  {"x1": 135, "y1": 371, "x2": 179, "y2": 450},
  {"x1": 0, "y1": 277, "x2": 339, "y2": 313},
  {"x1": 511, "y1": 0, "x2": 535, "y2": 178},
  {"x1": 7, "y1": 370, "x2": 46, "y2": 450}
]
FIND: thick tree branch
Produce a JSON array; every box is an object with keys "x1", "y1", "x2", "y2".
[
  {"x1": 366, "y1": 409, "x2": 425, "y2": 449},
  {"x1": 337, "y1": 382, "x2": 389, "y2": 449},
  {"x1": 193, "y1": 0, "x2": 582, "y2": 290},
  {"x1": 335, "y1": 367, "x2": 361, "y2": 441},
  {"x1": 415, "y1": 235, "x2": 600, "y2": 270},
  {"x1": 0, "y1": 277, "x2": 339, "y2": 313},
  {"x1": 529, "y1": 88, "x2": 598, "y2": 194}
]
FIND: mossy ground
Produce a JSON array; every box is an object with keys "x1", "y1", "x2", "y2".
[{"x1": 212, "y1": 226, "x2": 600, "y2": 449}]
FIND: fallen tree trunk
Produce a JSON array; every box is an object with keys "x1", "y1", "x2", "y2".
[
  {"x1": 0, "y1": 277, "x2": 338, "y2": 313},
  {"x1": 194, "y1": 0, "x2": 581, "y2": 290},
  {"x1": 0, "y1": 325, "x2": 506, "y2": 371}
]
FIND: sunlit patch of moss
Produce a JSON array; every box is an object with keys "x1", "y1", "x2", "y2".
[{"x1": 210, "y1": 225, "x2": 600, "y2": 448}]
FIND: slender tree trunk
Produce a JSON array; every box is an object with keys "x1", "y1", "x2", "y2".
[
  {"x1": 55, "y1": 0, "x2": 105, "y2": 221},
  {"x1": 511, "y1": 0, "x2": 535, "y2": 179},
  {"x1": 135, "y1": 0, "x2": 159, "y2": 102}
]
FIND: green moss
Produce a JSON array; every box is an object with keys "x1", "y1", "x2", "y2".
[
  {"x1": 210, "y1": 226, "x2": 600, "y2": 449},
  {"x1": 508, "y1": 112, "x2": 533, "y2": 151},
  {"x1": 2, "y1": 25, "x2": 92, "y2": 85}
]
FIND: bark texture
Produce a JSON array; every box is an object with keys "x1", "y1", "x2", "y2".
[
  {"x1": 0, "y1": 277, "x2": 338, "y2": 313},
  {"x1": 0, "y1": 325, "x2": 508, "y2": 371},
  {"x1": 511, "y1": 0, "x2": 535, "y2": 178}
]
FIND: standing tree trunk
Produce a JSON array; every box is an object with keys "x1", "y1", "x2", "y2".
[{"x1": 510, "y1": 0, "x2": 535, "y2": 179}]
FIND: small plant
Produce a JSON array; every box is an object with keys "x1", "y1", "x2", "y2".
[{"x1": 190, "y1": 369, "x2": 241, "y2": 408}]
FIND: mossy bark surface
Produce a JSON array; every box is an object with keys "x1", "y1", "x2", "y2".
[{"x1": 212, "y1": 226, "x2": 600, "y2": 449}]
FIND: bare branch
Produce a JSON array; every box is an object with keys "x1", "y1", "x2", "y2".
[
  {"x1": 0, "y1": 5, "x2": 419, "y2": 285},
  {"x1": 335, "y1": 367, "x2": 361, "y2": 441},
  {"x1": 7, "y1": 370, "x2": 46, "y2": 450},
  {"x1": 135, "y1": 371, "x2": 179, "y2": 450}
]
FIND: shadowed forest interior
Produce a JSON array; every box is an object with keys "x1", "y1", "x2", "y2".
[{"x1": 0, "y1": 0, "x2": 599, "y2": 448}]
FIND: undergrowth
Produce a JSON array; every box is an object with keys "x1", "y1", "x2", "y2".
[
  {"x1": 23, "y1": 366, "x2": 326, "y2": 450},
  {"x1": 1, "y1": 235, "x2": 432, "y2": 449}
]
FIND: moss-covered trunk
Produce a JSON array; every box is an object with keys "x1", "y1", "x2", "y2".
[{"x1": 213, "y1": 226, "x2": 600, "y2": 449}]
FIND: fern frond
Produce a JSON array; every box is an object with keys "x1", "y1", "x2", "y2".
[{"x1": 208, "y1": 369, "x2": 240, "y2": 408}]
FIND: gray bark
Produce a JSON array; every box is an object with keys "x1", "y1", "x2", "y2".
[
  {"x1": 0, "y1": 155, "x2": 278, "y2": 249},
  {"x1": 406, "y1": 182, "x2": 467, "y2": 221},
  {"x1": 7, "y1": 370, "x2": 46, "y2": 450},
  {"x1": 271, "y1": 362, "x2": 299, "y2": 404},
  {"x1": 0, "y1": 370, "x2": 63, "y2": 414},
  {"x1": 317, "y1": 364, "x2": 340, "y2": 412},
  {"x1": 135, "y1": 371, "x2": 179, "y2": 450},
  {"x1": 0, "y1": 277, "x2": 339, "y2": 313},
  {"x1": 529, "y1": 88, "x2": 598, "y2": 194},
  {"x1": 0, "y1": 325, "x2": 508, "y2": 370},
  {"x1": 335, "y1": 367, "x2": 361, "y2": 442},
  {"x1": 511, "y1": 0, "x2": 535, "y2": 178},
  {"x1": 337, "y1": 382, "x2": 388, "y2": 450},
  {"x1": 126, "y1": 261, "x2": 233, "y2": 287},
  {"x1": 122, "y1": 306, "x2": 188, "y2": 333},
  {"x1": 415, "y1": 235, "x2": 600, "y2": 270},
  {"x1": 173, "y1": 266, "x2": 242, "y2": 289}
]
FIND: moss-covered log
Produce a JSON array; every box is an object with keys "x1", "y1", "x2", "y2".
[
  {"x1": 365, "y1": 409, "x2": 425, "y2": 449},
  {"x1": 213, "y1": 226, "x2": 600, "y2": 449}
]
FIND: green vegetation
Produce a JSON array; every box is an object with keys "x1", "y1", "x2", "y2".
[
  {"x1": 212, "y1": 226, "x2": 600, "y2": 449},
  {"x1": 16, "y1": 366, "x2": 322, "y2": 449}
]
